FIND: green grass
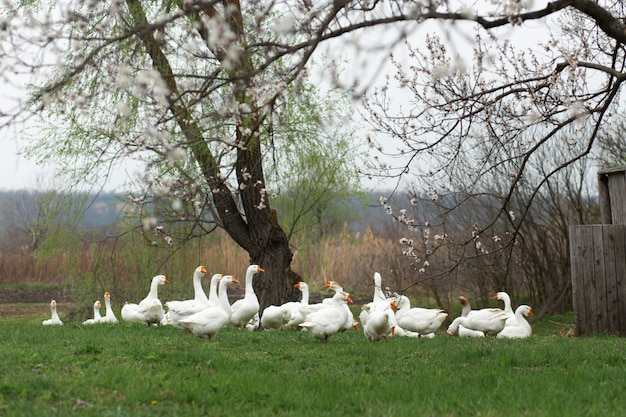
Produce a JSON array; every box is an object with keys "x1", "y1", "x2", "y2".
[{"x1": 0, "y1": 314, "x2": 625, "y2": 416}]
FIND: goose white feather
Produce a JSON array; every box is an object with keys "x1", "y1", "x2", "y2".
[
  {"x1": 165, "y1": 266, "x2": 212, "y2": 329},
  {"x1": 281, "y1": 281, "x2": 310, "y2": 330},
  {"x1": 497, "y1": 305, "x2": 533, "y2": 339},
  {"x1": 322, "y1": 280, "x2": 343, "y2": 304},
  {"x1": 386, "y1": 305, "x2": 421, "y2": 338},
  {"x1": 360, "y1": 272, "x2": 394, "y2": 327},
  {"x1": 299, "y1": 291, "x2": 352, "y2": 342},
  {"x1": 457, "y1": 296, "x2": 485, "y2": 338},
  {"x1": 260, "y1": 304, "x2": 291, "y2": 330},
  {"x1": 303, "y1": 281, "x2": 357, "y2": 331},
  {"x1": 394, "y1": 295, "x2": 448, "y2": 337},
  {"x1": 42, "y1": 300, "x2": 63, "y2": 326},
  {"x1": 494, "y1": 291, "x2": 516, "y2": 325},
  {"x1": 230, "y1": 265, "x2": 264, "y2": 328},
  {"x1": 83, "y1": 301, "x2": 103, "y2": 325},
  {"x1": 205, "y1": 273, "x2": 223, "y2": 308},
  {"x1": 363, "y1": 300, "x2": 396, "y2": 342},
  {"x1": 180, "y1": 275, "x2": 239, "y2": 339},
  {"x1": 121, "y1": 274, "x2": 169, "y2": 326},
  {"x1": 447, "y1": 307, "x2": 509, "y2": 336},
  {"x1": 101, "y1": 291, "x2": 119, "y2": 324}
]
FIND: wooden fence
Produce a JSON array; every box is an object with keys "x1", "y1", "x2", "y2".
[{"x1": 570, "y1": 167, "x2": 626, "y2": 336}]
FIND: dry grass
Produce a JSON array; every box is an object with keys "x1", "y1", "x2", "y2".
[{"x1": 0, "y1": 226, "x2": 514, "y2": 316}]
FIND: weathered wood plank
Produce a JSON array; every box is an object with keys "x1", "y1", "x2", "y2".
[
  {"x1": 570, "y1": 226, "x2": 589, "y2": 336},
  {"x1": 613, "y1": 225, "x2": 626, "y2": 336},
  {"x1": 604, "y1": 226, "x2": 620, "y2": 334},
  {"x1": 598, "y1": 172, "x2": 612, "y2": 224},
  {"x1": 594, "y1": 226, "x2": 607, "y2": 333},
  {"x1": 607, "y1": 173, "x2": 626, "y2": 225},
  {"x1": 570, "y1": 224, "x2": 626, "y2": 336}
]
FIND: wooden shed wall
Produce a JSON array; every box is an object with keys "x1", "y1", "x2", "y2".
[{"x1": 570, "y1": 225, "x2": 626, "y2": 336}]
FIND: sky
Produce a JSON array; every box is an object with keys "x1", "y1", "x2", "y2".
[{"x1": 0, "y1": 137, "x2": 42, "y2": 190}]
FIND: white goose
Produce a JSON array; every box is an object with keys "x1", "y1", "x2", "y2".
[
  {"x1": 497, "y1": 305, "x2": 533, "y2": 339},
  {"x1": 494, "y1": 291, "x2": 516, "y2": 325},
  {"x1": 363, "y1": 300, "x2": 396, "y2": 342},
  {"x1": 282, "y1": 281, "x2": 310, "y2": 330},
  {"x1": 82, "y1": 301, "x2": 103, "y2": 325},
  {"x1": 385, "y1": 303, "x2": 421, "y2": 338},
  {"x1": 180, "y1": 275, "x2": 239, "y2": 339},
  {"x1": 260, "y1": 304, "x2": 291, "y2": 331},
  {"x1": 165, "y1": 266, "x2": 212, "y2": 329},
  {"x1": 320, "y1": 281, "x2": 358, "y2": 331},
  {"x1": 447, "y1": 306, "x2": 509, "y2": 336},
  {"x1": 322, "y1": 280, "x2": 343, "y2": 304},
  {"x1": 457, "y1": 296, "x2": 485, "y2": 338},
  {"x1": 42, "y1": 300, "x2": 63, "y2": 326},
  {"x1": 230, "y1": 265, "x2": 264, "y2": 328},
  {"x1": 121, "y1": 274, "x2": 170, "y2": 326},
  {"x1": 205, "y1": 273, "x2": 223, "y2": 308},
  {"x1": 360, "y1": 272, "x2": 393, "y2": 327},
  {"x1": 394, "y1": 295, "x2": 448, "y2": 337},
  {"x1": 299, "y1": 291, "x2": 352, "y2": 342},
  {"x1": 101, "y1": 291, "x2": 119, "y2": 324}
]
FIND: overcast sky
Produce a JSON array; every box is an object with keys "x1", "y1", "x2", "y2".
[{"x1": 0, "y1": 2, "x2": 554, "y2": 192}]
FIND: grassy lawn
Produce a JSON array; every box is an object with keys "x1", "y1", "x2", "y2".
[{"x1": 0, "y1": 312, "x2": 625, "y2": 416}]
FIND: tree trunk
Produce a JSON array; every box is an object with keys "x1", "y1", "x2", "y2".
[
  {"x1": 127, "y1": 0, "x2": 302, "y2": 319},
  {"x1": 252, "y1": 233, "x2": 302, "y2": 315}
]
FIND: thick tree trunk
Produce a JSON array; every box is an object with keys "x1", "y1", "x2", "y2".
[
  {"x1": 127, "y1": 0, "x2": 302, "y2": 318},
  {"x1": 231, "y1": 209, "x2": 302, "y2": 316},
  {"x1": 251, "y1": 239, "x2": 302, "y2": 316}
]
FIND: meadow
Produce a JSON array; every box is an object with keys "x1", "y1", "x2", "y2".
[
  {"x1": 0, "y1": 220, "x2": 620, "y2": 416},
  {"x1": 1, "y1": 310, "x2": 625, "y2": 417}
]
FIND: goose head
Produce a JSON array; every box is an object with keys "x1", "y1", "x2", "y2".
[
  {"x1": 325, "y1": 281, "x2": 343, "y2": 292},
  {"x1": 153, "y1": 275, "x2": 170, "y2": 285},
  {"x1": 493, "y1": 291, "x2": 510, "y2": 302},
  {"x1": 248, "y1": 265, "x2": 264, "y2": 274},
  {"x1": 224, "y1": 275, "x2": 240, "y2": 285},
  {"x1": 518, "y1": 305, "x2": 534, "y2": 317},
  {"x1": 339, "y1": 291, "x2": 353, "y2": 304}
]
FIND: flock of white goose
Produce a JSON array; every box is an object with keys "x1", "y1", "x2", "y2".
[{"x1": 42, "y1": 265, "x2": 534, "y2": 341}]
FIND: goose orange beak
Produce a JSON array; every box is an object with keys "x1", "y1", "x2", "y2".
[
  {"x1": 294, "y1": 282, "x2": 301, "y2": 288},
  {"x1": 324, "y1": 281, "x2": 332, "y2": 289},
  {"x1": 164, "y1": 278, "x2": 170, "y2": 284},
  {"x1": 492, "y1": 294, "x2": 498, "y2": 300},
  {"x1": 200, "y1": 266, "x2": 206, "y2": 273},
  {"x1": 258, "y1": 266, "x2": 265, "y2": 273},
  {"x1": 231, "y1": 277, "x2": 240, "y2": 284},
  {"x1": 529, "y1": 308, "x2": 534, "y2": 316}
]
